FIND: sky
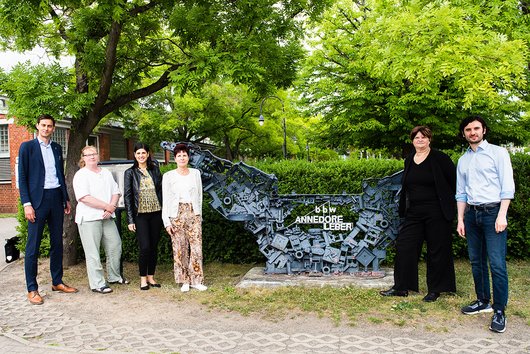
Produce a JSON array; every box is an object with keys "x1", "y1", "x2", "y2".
[{"x1": 1, "y1": 48, "x2": 73, "y2": 71}]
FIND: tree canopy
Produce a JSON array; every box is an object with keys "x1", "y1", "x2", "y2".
[
  {"x1": 124, "y1": 82, "x2": 261, "y2": 160},
  {"x1": 0, "y1": 0, "x2": 331, "y2": 264},
  {"x1": 4, "y1": 0, "x2": 530, "y2": 261},
  {"x1": 125, "y1": 83, "x2": 311, "y2": 160},
  {"x1": 298, "y1": 0, "x2": 530, "y2": 155}
]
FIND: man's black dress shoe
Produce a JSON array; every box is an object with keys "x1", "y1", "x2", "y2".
[
  {"x1": 379, "y1": 288, "x2": 408, "y2": 297},
  {"x1": 422, "y1": 292, "x2": 440, "y2": 302}
]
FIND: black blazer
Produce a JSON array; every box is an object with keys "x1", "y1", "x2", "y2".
[
  {"x1": 124, "y1": 161, "x2": 163, "y2": 225},
  {"x1": 18, "y1": 139, "x2": 69, "y2": 209},
  {"x1": 398, "y1": 149, "x2": 456, "y2": 221}
]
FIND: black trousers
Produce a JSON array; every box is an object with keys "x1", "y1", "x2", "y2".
[
  {"x1": 135, "y1": 211, "x2": 162, "y2": 276},
  {"x1": 393, "y1": 202, "x2": 456, "y2": 293}
]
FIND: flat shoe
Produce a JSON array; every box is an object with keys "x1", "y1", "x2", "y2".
[
  {"x1": 423, "y1": 292, "x2": 440, "y2": 302},
  {"x1": 148, "y1": 282, "x2": 161, "y2": 288},
  {"x1": 191, "y1": 284, "x2": 208, "y2": 291},
  {"x1": 92, "y1": 286, "x2": 113, "y2": 294},
  {"x1": 379, "y1": 288, "x2": 408, "y2": 297},
  {"x1": 110, "y1": 278, "x2": 130, "y2": 285},
  {"x1": 181, "y1": 283, "x2": 190, "y2": 292},
  {"x1": 140, "y1": 284, "x2": 150, "y2": 290}
]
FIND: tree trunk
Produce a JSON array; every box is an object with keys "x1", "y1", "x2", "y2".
[
  {"x1": 223, "y1": 135, "x2": 233, "y2": 160},
  {"x1": 62, "y1": 117, "x2": 93, "y2": 266}
]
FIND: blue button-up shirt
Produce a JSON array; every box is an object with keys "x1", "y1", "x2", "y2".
[
  {"x1": 456, "y1": 140, "x2": 515, "y2": 205},
  {"x1": 38, "y1": 137, "x2": 61, "y2": 189}
]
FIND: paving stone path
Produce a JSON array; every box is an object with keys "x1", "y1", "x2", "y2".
[
  {"x1": 1, "y1": 288, "x2": 529, "y2": 353},
  {"x1": 1, "y1": 217, "x2": 529, "y2": 353}
]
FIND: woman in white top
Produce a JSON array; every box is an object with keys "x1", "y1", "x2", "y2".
[
  {"x1": 162, "y1": 143, "x2": 207, "y2": 292},
  {"x1": 73, "y1": 146, "x2": 127, "y2": 294}
]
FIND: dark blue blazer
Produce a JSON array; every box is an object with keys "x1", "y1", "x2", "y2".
[{"x1": 18, "y1": 139, "x2": 69, "y2": 209}]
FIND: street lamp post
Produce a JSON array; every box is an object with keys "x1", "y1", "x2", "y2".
[{"x1": 259, "y1": 95, "x2": 286, "y2": 159}]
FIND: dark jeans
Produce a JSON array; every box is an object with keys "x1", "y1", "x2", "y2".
[
  {"x1": 394, "y1": 202, "x2": 456, "y2": 293},
  {"x1": 136, "y1": 211, "x2": 162, "y2": 276},
  {"x1": 465, "y1": 205, "x2": 508, "y2": 311},
  {"x1": 25, "y1": 188, "x2": 64, "y2": 291}
]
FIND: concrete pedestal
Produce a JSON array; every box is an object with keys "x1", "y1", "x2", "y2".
[{"x1": 237, "y1": 266, "x2": 394, "y2": 289}]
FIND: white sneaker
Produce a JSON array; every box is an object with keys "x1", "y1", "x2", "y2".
[
  {"x1": 180, "y1": 283, "x2": 190, "y2": 292},
  {"x1": 191, "y1": 284, "x2": 208, "y2": 291}
]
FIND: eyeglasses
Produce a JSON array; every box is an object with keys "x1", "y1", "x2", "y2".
[{"x1": 83, "y1": 153, "x2": 98, "y2": 157}]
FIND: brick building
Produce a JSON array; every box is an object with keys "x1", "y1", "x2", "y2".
[{"x1": 0, "y1": 95, "x2": 143, "y2": 213}]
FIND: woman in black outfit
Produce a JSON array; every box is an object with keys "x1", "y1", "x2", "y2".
[
  {"x1": 124, "y1": 142, "x2": 163, "y2": 290},
  {"x1": 380, "y1": 126, "x2": 456, "y2": 302}
]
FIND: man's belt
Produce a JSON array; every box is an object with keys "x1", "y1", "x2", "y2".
[{"x1": 469, "y1": 202, "x2": 500, "y2": 211}]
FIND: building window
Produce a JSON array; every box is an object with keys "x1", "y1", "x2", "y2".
[
  {"x1": 87, "y1": 136, "x2": 99, "y2": 150},
  {"x1": 153, "y1": 150, "x2": 165, "y2": 162},
  {"x1": 0, "y1": 125, "x2": 8, "y2": 155},
  {"x1": 52, "y1": 127, "x2": 68, "y2": 157},
  {"x1": 0, "y1": 98, "x2": 7, "y2": 114},
  {"x1": 110, "y1": 131, "x2": 127, "y2": 160},
  {"x1": 0, "y1": 125, "x2": 10, "y2": 182}
]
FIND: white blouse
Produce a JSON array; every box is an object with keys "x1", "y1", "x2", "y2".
[
  {"x1": 161, "y1": 168, "x2": 202, "y2": 227},
  {"x1": 73, "y1": 167, "x2": 120, "y2": 223}
]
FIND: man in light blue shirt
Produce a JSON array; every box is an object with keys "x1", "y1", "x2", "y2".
[
  {"x1": 39, "y1": 138, "x2": 61, "y2": 189},
  {"x1": 456, "y1": 116, "x2": 514, "y2": 333}
]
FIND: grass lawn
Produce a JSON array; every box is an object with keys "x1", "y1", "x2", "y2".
[{"x1": 90, "y1": 258, "x2": 529, "y2": 331}]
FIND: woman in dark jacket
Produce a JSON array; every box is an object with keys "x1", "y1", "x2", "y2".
[
  {"x1": 124, "y1": 142, "x2": 163, "y2": 290},
  {"x1": 380, "y1": 126, "x2": 456, "y2": 302}
]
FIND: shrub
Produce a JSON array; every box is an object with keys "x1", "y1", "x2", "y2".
[
  {"x1": 16, "y1": 154, "x2": 530, "y2": 264},
  {"x1": 505, "y1": 153, "x2": 530, "y2": 260},
  {"x1": 16, "y1": 201, "x2": 51, "y2": 256}
]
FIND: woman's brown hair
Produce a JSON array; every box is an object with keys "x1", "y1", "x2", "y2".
[{"x1": 410, "y1": 126, "x2": 432, "y2": 141}]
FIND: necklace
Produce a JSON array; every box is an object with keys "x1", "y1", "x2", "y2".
[{"x1": 414, "y1": 148, "x2": 430, "y2": 164}]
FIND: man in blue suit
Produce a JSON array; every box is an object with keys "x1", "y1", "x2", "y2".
[{"x1": 18, "y1": 114, "x2": 78, "y2": 305}]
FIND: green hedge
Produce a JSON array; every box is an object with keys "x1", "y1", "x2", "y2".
[
  {"x1": 253, "y1": 158, "x2": 403, "y2": 194},
  {"x1": 15, "y1": 202, "x2": 51, "y2": 257},
  {"x1": 119, "y1": 204, "x2": 263, "y2": 265},
  {"x1": 16, "y1": 154, "x2": 530, "y2": 264},
  {"x1": 506, "y1": 153, "x2": 530, "y2": 259}
]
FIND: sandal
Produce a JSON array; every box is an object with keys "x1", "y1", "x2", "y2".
[
  {"x1": 110, "y1": 278, "x2": 130, "y2": 285},
  {"x1": 92, "y1": 286, "x2": 113, "y2": 294}
]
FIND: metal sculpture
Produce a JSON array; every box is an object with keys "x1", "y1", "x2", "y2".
[{"x1": 162, "y1": 142, "x2": 403, "y2": 275}]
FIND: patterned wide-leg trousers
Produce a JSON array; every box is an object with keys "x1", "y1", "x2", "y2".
[{"x1": 170, "y1": 203, "x2": 204, "y2": 285}]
